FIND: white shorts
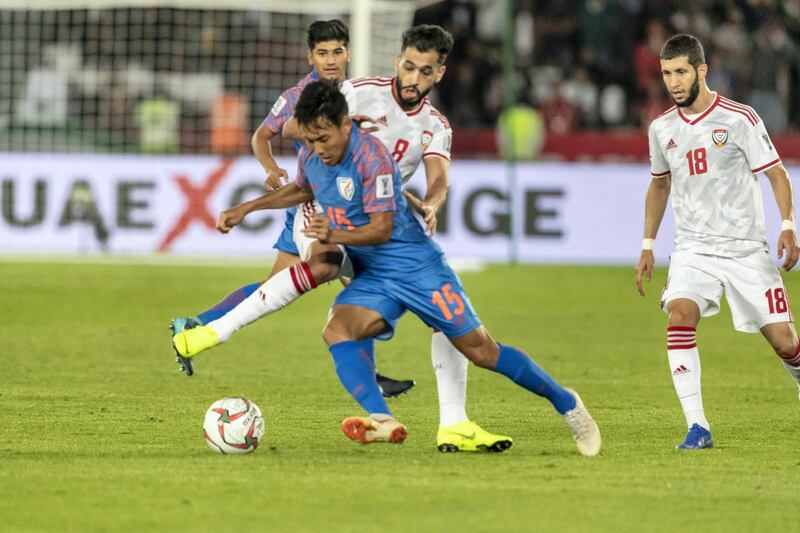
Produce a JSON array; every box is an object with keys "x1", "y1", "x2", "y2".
[
  {"x1": 661, "y1": 250, "x2": 793, "y2": 333},
  {"x1": 292, "y1": 200, "x2": 354, "y2": 279}
]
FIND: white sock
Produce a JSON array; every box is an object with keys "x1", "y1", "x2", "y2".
[
  {"x1": 432, "y1": 331, "x2": 469, "y2": 427},
  {"x1": 667, "y1": 327, "x2": 710, "y2": 431},
  {"x1": 208, "y1": 262, "x2": 317, "y2": 341},
  {"x1": 782, "y1": 361, "x2": 800, "y2": 386}
]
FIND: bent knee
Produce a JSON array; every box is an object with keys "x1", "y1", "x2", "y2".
[
  {"x1": 322, "y1": 323, "x2": 348, "y2": 346},
  {"x1": 462, "y1": 344, "x2": 499, "y2": 368},
  {"x1": 668, "y1": 307, "x2": 699, "y2": 327},
  {"x1": 774, "y1": 340, "x2": 799, "y2": 360},
  {"x1": 308, "y1": 250, "x2": 343, "y2": 282},
  {"x1": 310, "y1": 262, "x2": 341, "y2": 283}
]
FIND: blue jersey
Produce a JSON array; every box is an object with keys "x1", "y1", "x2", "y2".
[
  {"x1": 262, "y1": 70, "x2": 319, "y2": 253},
  {"x1": 294, "y1": 125, "x2": 445, "y2": 277}
]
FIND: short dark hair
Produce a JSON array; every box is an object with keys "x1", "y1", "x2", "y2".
[
  {"x1": 307, "y1": 19, "x2": 349, "y2": 50},
  {"x1": 295, "y1": 80, "x2": 348, "y2": 128},
  {"x1": 401, "y1": 24, "x2": 454, "y2": 64},
  {"x1": 660, "y1": 34, "x2": 706, "y2": 69}
]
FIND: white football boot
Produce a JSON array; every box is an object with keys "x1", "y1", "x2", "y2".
[{"x1": 561, "y1": 388, "x2": 602, "y2": 456}]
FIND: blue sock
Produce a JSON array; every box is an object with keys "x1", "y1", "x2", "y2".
[
  {"x1": 196, "y1": 282, "x2": 260, "y2": 324},
  {"x1": 329, "y1": 339, "x2": 391, "y2": 415},
  {"x1": 492, "y1": 343, "x2": 576, "y2": 414}
]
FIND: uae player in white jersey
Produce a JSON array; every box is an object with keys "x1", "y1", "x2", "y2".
[
  {"x1": 174, "y1": 25, "x2": 513, "y2": 453},
  {"x1": 340, "y1": 74, "x2": 452, "y2": 200},
  {"x1": 636, "y1": 34, "x2": 800, "y2": 450}
]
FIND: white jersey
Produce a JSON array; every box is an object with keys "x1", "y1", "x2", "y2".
[
  {"x1": 340, "y1": 76, "x2": 452, "y2": 183},
  {"x1": 648, "y1": 93, "x2": 782, "y2": 257}
]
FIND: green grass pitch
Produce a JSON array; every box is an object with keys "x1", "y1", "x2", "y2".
[{"x1": 1, "y1": 260, "x2": 798, "y2": 532}]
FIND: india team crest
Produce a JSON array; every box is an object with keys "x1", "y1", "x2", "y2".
[
  {"x1": 421, "y1": 130, "x2": 433, "y2": 148},
  {"x1": 712, "y1": 129, "x2": 728, "y2": 148},
  {"x1": 336, "y1": 176, "x2": 355, "y2": 201}
]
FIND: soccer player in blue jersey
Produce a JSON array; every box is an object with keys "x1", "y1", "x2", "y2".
[
  {"x1": 169, "y1": 19, "x2": 412, "y2": 396},
  {"x1": 175, "y1": 26, "x2": 514, "y2": 453},
  {"x1": 178, "y1": 81, "x2": 602, "y2": 455}
]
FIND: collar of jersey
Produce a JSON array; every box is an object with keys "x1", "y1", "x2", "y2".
[
  {"x1": 677, "y1": 92, "x2": 720, "y2": 126},
  {"x1": 391, "y1": 77, "x2": 427, "y2": 116}
]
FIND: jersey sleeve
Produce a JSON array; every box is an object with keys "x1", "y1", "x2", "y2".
[
  {"x1": 740, "y1": 116, "x2": 781, "y2": 174},
  {"x1": 340, "y1": 79, "x2": 357, "y2": 114},
  {"x1": 293, "y1": 147, "x2": 310, "y2": 189},
  {"x1": 261, "y1": 87, "x2": 297, "y2": 135},
  {"x1": 359, "y1": 143, "x2": 397, "y2": 214},
  {"x1": 424, "y1": 113, "x2": 452, "y2": 160},
  {"x1": 648, "y1": 123, "x2": 670, "y2": 178}
]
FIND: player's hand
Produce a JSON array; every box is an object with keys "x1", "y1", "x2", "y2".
[
  {"x1": 351, "y1": 114, "x2": 379, "y2": 133},
  {"x1": 403, "y1": 190, "x2": 438, "y2": 235},
  {"x1": 777, "y1": 230, "x2": 800, "y2": 271},
  {"x1": 302, "y1": 214, "x2": 331, "y2": 243},
  {"x1": 264, "y1": 166, "x2": 289, "y2": 191},
  {"x1": 217, "y1": 206, "x2": 247, "y2": 234},
  {"x1": 635, "y1": 250, "x2": 655, "y2": 296}
]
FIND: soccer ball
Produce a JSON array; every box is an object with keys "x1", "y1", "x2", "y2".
[{"x1": 203, "y1": 397, "x2": 265, "y2": 454}]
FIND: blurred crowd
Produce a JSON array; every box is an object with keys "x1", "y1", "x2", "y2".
[
  {"x1": 416, "y1": 0, "x2": 800, "y2": 134},
  {"x1": 4, "y1": 1, "x2": 800, "y2": 155},
  {"x1": 2, "y1": 8, "x2": 325, "y2": 153}
]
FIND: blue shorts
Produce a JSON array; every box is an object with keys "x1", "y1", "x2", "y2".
[
  {"x1": 272, "y1": 206, "x2": 299, "y2": 255},
  {"x1": 334, "y1": 262, "x2": 482, "y2": 340}
]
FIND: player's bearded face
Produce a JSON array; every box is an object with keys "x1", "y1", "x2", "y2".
[
  {"x1": 394, "y1": 76, "x2": 431, "y2": 107},
  {"x1": 661, "y1": 57, "x2": 703, "y2": 108},
  {"x1": 673, "y1": 70, "x2": 701, "y2": 108},
  {"x1": 308, "y1": 40, "x2": 350, "y2": 82},
  {"x1": 300, "y1": 117, "x2": 352, "y2": 166},
  {"x1": 394, "y1": 47, "x2": 445, "y2": 108}
]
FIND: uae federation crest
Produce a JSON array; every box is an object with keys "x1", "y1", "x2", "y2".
[
  {"x1": 337, "y1": 176, "x2": 355, "y2": 201},
  {"x1": 421, "y1": 130, "x2": 433, "y2": 148},
  {"x1": 712, "y1": 129, "x2": 728, "y2": 148}
]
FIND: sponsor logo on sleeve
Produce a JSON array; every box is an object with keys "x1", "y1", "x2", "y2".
[
  {"x1": 376, "y1": 174, "x2": 394, "y2": 199},
  {"x1": 336, "y1": 177, "x2": 355, "y2": 201},
  {"x1": 712, "y1": 129, "x2": 728, "y2": 148},
  {"x1": 760, "y1": 133, "x2": 774, "y2": 153},
  {"x1": 270, "y1": 95, "x2": 287, "y2": 115}
]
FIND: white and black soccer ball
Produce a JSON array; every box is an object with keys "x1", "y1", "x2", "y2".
[{"x1": 203, "y1": 397, "x2": 265, "y2": 454}]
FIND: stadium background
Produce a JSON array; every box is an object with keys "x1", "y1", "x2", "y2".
[
  {"x1": 2, "y1": 1, "x2": 800, "y2": 532},
  {"x1": 3, "y1": 0, "x2": 799, "y2": 264}
]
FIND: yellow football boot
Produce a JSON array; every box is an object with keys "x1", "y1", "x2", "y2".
[
  {"x1": 173, "y1": 325, "x2": 220, "y2": 358},
  {"x1": 436, "y1": 420, "x2": 513, "y2": 453}
]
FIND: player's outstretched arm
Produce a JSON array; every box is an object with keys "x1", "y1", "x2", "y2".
[
  {"x1": 252, "y1": 124, "x2": 290, "y2": 191},
  {"x1": 636, "y1": 176, "x2": 671, "y2": 296},
  {"x1": 765, "y1": 164, "x2": 800, "y2": 271},
  {"x1": 217, "y1": 185, "x2": 314, "y2": 234},
  {"x1": 405, "y1": 156, "x2": 450, "y2": 235}
]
